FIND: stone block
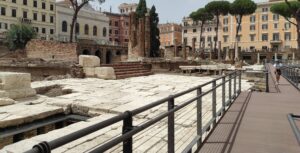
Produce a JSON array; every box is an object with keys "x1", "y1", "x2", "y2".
[
  {"x1": 79, "y1": 55, "x2": 100, "y2": 67},
  {"x1": 95, "y1": 67, "x2": 116, "y2": 80},
  {"x1": 0, "y1": 72, "x2": 31, "y2": 90},
  {"x1": 6, "y1": 88, "x2": 36, "y2": 100},
  {"x1": 0, "y1": 97, "x2": 15, "y2": 106},
  {"x1": 83, "y1": 67, "x2": 96, "y2": 77}
]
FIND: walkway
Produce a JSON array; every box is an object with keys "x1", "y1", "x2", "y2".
[{"x1": 198, "y1": 64, "x2": 300, "y2": 153}]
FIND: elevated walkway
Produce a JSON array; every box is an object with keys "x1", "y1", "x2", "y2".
[{"x1": 198, "y1": 64, "x2": 300, "y2": 153}]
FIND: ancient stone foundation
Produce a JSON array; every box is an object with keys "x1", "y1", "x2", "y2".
[{"x1": 0, "y1": 72, "x2": 36, "y2": 106}]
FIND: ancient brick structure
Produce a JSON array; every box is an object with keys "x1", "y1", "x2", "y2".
[
  {"x1": 26, "y1": 39, "x2": 78, "y2": 62},
  {"x1": 128, "y1": 12, "x2": 151, "y2": 61}
]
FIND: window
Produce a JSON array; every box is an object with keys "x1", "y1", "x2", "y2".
[
  {"x1": 184, "y1": 30, "x2": 187, "y2": 33},
  {"x1": 262, "y1": 33, "x2": 268, "y2": 41},
  {"x1": 23, "y1": 0, "x2": 27, "y2": 5},
  {"x1": 274, "y1": 23, "x2": 278, "y2": 29},
  {"x1": 262, "y1": 24, "x2": 268, "y2": 30},
  {"x1": 285, "y1": 32, "x2": 291, "y2": 41},
  {"x1": 250, "y1": 34, "x2": 255, "y2": 41},
  {"x1": 12, "y1": 0, "x2": 16, "y2": 3},
  {"x1": 237, "y1": 25, "x2": 242, "y2": 32},
  {"x1": 93, "y1": 26, "x2": 97, "y2": 36},
  {"x1": 208, "y1": 36, "x2": 212, "y2": 42},
  {"x1": 262, "y1": 7, "x2": 268, "y2": 12},
  {"x1": 75, "y1": 23, "x2": 80, "y2": 34},
  {"x1": 262, "y1": 15, "x2": 268, "y2": 21},
  {"x1": 62, "y1": 21, "x2": 67, "y2": 32},
  {"x1": 33, "y1": 12, "x2": 37, "y2": 20},
  {"x1": 109, "y1": 29, "x2": 112, "y2": 34},
  {"x1": 42, "y1": 14, "x2": 46, "y2": 22},
  {"x1": 34, "y1": 27, "x2": 39, "y2": 33},
  {"x1": 250, "y1": 25, "x2": 255, "y2": 31},
  {"x1": 183, "y1": 37, "x2": 188, "y2": 44},
  {"x1": 115, "y1": 30, "x2": 119, "y2": 34},
  {"x1": 50, "y1": 29, "x2": 54, "y2": 34},
  {"x1": 184, "y1": 22, "x2": 188, "y2": 26},
  {"x1": 273, "y1": 33, "x2": 280, "y2": 41},
  {"x1": 115, "y1": 21, "x2": 118, "y2": 26},
  {"x1": 1, "y1": 7, "x2": 6, "y2": 16},
  {"x1": 84, "y1": 24, "x2": 89, "y2": 35},
  {"x1": 42, "y1": 28, "x2": 46, "y2": 34},
  {"x1": 273, "y1": 14, "x2": 279, "y2": 21},
  {"x1": 50, "y1": 16, "x2": 54, "y2": 23},
  {"x1": 33, "y1": 1, "x2": 37, "y2": 8},
  {"x1": 50, "y1": 4, "x2": 54, "y2": 11},
  {"x1": 11, "y1": 9, "x2": 16, "y2": 17},
  {"x1": 23, "y1": 11, "x2": 27, "y2": 18},
  {"x1": 250, "y1": 15, "x2": 256, "y2": 23},
  {"x1": 193, "y1": 29, "x2": 197, "y2": 33},
  {"x1": 103, "y1": 27, "x2": 107, "y2": 37},
  {"x1": 285, "y1": 23, "x2": 291, "y2": 30},
  {"x1": 237, "y1": 35, "x2": 241, "y2": 42},
  {"x1": 42, "y1": 2, "x2": 46, "y2": 9},
  {"x1": 223, "y1": 35, "x2": 228, "y2": 42},
  {"x1": 223, "y1": 27, "x2": 228, "y2": 32},
  {"x1": 223, "y1": 18, "x2": 228, "y2": 25}
]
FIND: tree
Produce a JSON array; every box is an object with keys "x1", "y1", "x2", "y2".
[
  {"x1": 136, "y1": 0, "x2": 147, "y2": 18},
  {"x1": 149, "y1": 5, "x2": 160, "y2": 57},
  {"x1": 271, "y1": 1, "x2": 300, "y2": 49},
  {"x1": 205, "y1": 1, "x2": 230, "y2": 59},
  {"x1": 68, "y1": 0, "x2": 105, "y2": 43},
  {"x1": 5, "y1": 24, "x2": 36, "y2": 51},
  {"x1": 190, "y1": 8, "x2": 213, "y2": 59},
  {"x1": 230, "y1": 0, "x2": 257, "y2": 61}
]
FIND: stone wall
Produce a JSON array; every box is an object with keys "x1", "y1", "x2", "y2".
[{"x1": 26, "y1": 39, "x2": 78, "y2": 62}]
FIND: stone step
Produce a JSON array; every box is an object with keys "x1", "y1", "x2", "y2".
[
  {"x1": 113, "y1": 65, "x2": 144, "y2": 69},
  {"x1": 114, "y1": 67, "x2": 147, "y2": 73},
  {"x1": 115, "y1": 70, "x2": 151, "y2": 76},
  {"x1": 116, "y1": 72, "x2": 153, "y2": 79}
]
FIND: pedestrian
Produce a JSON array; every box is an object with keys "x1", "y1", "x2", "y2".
[{"x1": 274, "y1": 66, "x2": 281, "y2": 85}]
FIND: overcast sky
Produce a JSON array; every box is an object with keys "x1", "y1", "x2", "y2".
[{"x1": 64, "y1": 0, "x2": 267, "y2": 24}]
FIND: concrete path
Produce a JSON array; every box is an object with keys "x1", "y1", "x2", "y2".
[{"x1": 199, "y1": 64, "x2": 300, "y2": 153}]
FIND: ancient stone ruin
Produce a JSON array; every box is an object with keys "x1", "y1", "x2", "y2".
[{"x1": 128, "y1": 12, "x2": 151, "y2": 61}]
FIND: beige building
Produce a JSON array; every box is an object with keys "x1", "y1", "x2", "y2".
[
  {"x1": 159, "y1": 23, "x2": 182, "y2": 48},
  {"x1": 56, "y1": 1, "x2": 109, "y2": 44},
  {"x1": 220, "y1": 0, "x2": 298, "y2": 52},
  {"x1": 0, "y1": 0, "x2": 56, "y2": 41},
  {"x1": 182, "y1": 17, "x2": 218, "y2": 52},
  {"x1": 118, "y1": 3, "x2": 138, "y2": 14}
]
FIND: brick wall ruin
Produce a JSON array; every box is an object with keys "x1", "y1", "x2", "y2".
[{"x1": 26, "y1": 39, "x2": 78, "y2": 62}]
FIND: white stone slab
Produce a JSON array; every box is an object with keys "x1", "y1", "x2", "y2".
[
  {"x1": 95, "y1": 67, "x2": 116, "y2": 80},
  {"x1": 0, "y1": 72, "x2": 32, "y2": 90},
  {"x1": 79, "y1": 55, "x2": 100, "y2": 67},
  {"x1": 83, "y1": 67, "x2": 96, "y2": 77}
]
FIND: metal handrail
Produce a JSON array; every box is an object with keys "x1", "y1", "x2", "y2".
[
  {"x1": 25, "y1": 71, "x2": 242, "y2": 153},
  {"x1": 281, "y1": 66, "x2": 300, "y2": 90}
]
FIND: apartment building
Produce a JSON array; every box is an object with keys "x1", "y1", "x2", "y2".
[
  {"x1": 220, "y1": 0, "x2": 298, "y2": 52},
  {"x1": 182, "y1": 17, "x2": 218, "y2": 52},
  {"x1": 159, "y1": 23, "x2": 182, "y2": 48},
  {"x1": 55, "y1": 1, "x2": 109, "y2": 44},
  {"x1": 118, "y1": 3, "x2": 138, "y2": 14},
  {"x1": 0, "y1": 0, "x2": 56, "y2": 41}
]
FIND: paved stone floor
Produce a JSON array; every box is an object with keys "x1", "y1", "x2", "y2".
[{"x1": 0, "y1": 74, "x2": 253, "y2": 153}]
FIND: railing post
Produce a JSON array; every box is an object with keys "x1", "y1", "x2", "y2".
[
  {"x1": 123, "y1": 111, "x2": 133, "y2": 153},
  {"x1": 168, "y1": 97, "x2": 175, "y2": 153},
  {"x1": 229, "y1": 74, "x2": 232, "y2": 103},
  {"x1": 239, "y1": 71, "x2": 242, "y2": 94},
  {"x1": 222, "y1": 77, "x2": 225, "y2": 112},
  {"x1": 212, "y1": 80, "x2": 217, "y2": 126},
  {"x1": 266, "y1": 70, "x2": 269, "y2": 92},
  {"x1": 197, "y1": 87, "x2": 202, "y2": 146},
  {"x1": 234, "y1": 71, "x2": 237, "y2": 98}
]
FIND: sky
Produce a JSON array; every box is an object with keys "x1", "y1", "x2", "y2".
[{"x1": 61, "y1": 0, "x2": 267, "y2": 24}]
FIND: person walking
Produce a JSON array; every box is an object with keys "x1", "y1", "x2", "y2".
[{"x1": 274, "y1": 66, "x2": 282, "y2": 85}]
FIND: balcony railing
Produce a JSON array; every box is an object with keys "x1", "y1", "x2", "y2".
[{"x1": 19, "y1": 18, "x2": 32, "y2": 24}]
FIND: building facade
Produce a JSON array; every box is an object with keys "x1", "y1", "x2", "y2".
[
  {"x1": 159, "y1": 23, "x2": 182, "y2": 48},
  {"x1": 55, "y1": 1, "x2": 109, "y2": 44},
  {"x1": 182, "y1": 17, "x2": 218, "y2": 52},
  {"x1": 220, "y1": 0, "x2": 298, "y2": 52},
  {"x1": 104, "y1": 12, "x2": 129, "y2": 47},
  {"x1": 0, "y1": 0, "x2": 56, "y2": 41},
  {"x1": 118, "y1": 3, "x2": 138, "y2": 14}
]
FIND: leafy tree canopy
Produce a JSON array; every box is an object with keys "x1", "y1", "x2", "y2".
[
  {"x1": 230, "y1": 0, "x2": 257, "y2": 16},
  {"x1": 5, "y1": 24, "x2": 36, "y2": 51},
  {"x1": 271, "y1": 1, "x2": 300, "y2": 19},
  {"x1": 205, "y1": 1, "x2": 231, "y2": 16},
  {"x1": 189, "y1": 8, "x2": 213, "y2": 23},
  {"x1": 136, "y1": 0, "x2": 147, "y2": 18}
]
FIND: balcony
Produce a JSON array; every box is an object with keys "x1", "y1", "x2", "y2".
[
  {"x1": 19, "y1": 18, "x2": 32, "y2": 24},
  {"x1": 270, "y1": 39, "x2": 282, "y2": 44}
]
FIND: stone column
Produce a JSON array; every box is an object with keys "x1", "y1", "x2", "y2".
[
  {"x1": 257, "y1": 52, "x2": 260, "y2": 64},
  {"x1": 218, "y1": 41, "x2": 221, "y2": 61},
  {"x1": 183, "y1": 41, "x2": 187, "y2": 60},
  {"x1": 275, "y1": 52, "x2": 278, "y2": 61},
  {"x1": 225, "y1": 48, "x2": 230, "y2": 61},
  {"x1": 192, "y1": 38, "x2": 196, "y2": 55},
  {"x1": 139, "y1": 17, "x2": 145, "y2": 57},
  {"x1": 174, "y1": 39, "x2": 177, "y2": 57},
  {"x1": 209, "y1": 41, "x2": 213, "y2": 60}
]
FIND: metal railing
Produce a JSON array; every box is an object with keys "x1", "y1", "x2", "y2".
[
  {"x1": 25, "y1": 71, "x2": 242, "y2": 153},
  {"x1": 281, "y1": 66, "x2": 300, "y2": 90}
]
